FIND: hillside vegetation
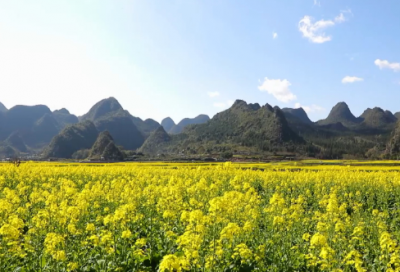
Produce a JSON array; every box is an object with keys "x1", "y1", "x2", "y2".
[
  {"x1": 43, "y1": 121, "x2": 99, "y2": 159},
  {"x1": 89, "y1": 131, "x2": 124, "y2": 161},
  {"x1": 2, "y1": 97, "x2": 400, "y2": 160}
]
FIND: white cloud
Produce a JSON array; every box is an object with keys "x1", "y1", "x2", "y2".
[
  {"x1": 213, "y1": 100, "x2": 235, "y2": 108},
  {"x1": 298, "y1": 16, "x2": 334, "y2": 43},
  {"x1": 298, "y1": 11, "x2": 349, "y2": 43},
  {"x1": 207, "y1": 91, "x2": 220, "y2": 98},
  {"x1": 313, "y1": 0, "x2": 321, "y2": 6},
  {"x1": 335, "y1": 9, "x2": 352, "y2": 23},
  {"x1": 334, "y1": 13, "x2": 346, "y2": 23},
  {"x1": 294, "y1": 103, "x2": 325, "y2": 113},
  {"x1": 342, "y1": 76, "x2": 364, "y2": 83},
  {"x1": 374, "y1": 59, "x2": 400, "y2": 72},
  {"x1": 258, "y1": 78, "x2": 296, "y2": 102},
  {"x1": 273, "y1": 32, "x2": 278, "y2": 39}
]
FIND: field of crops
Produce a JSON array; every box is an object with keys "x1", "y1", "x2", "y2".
[{"x1": 1, "y1": 162, "x2": 400, "y2": 271}]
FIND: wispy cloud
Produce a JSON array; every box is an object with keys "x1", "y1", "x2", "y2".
[
  {"x1": 375, "y1": 59, "x2": 400, "y2": 72},
  {"x1": 313, "y1": 0, "x2": 321, "y2": 7},
  {"x1": 258, "y1": 78, "x2": 296, "y2": 103},
  {"x1": 273, "y1": 32, "x2": 278, "y2": 39},
  {"x1": 207, "y1": 91, "x2": 220, "y2": 98},
  {"x1": 294, "y1": 102, "x2": 325, "y2": 113},
  {"x1": 334, "y1": 13, "x2": 346, "y2": 23},
  {"x1": 342, "y1": 76, "x2": 364, "y2": 84},
  {"x1": 298, "y1": 11, "x2": 350, "y2": 43}
]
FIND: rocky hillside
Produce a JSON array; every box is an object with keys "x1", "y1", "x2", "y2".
[
  {"x1": 0, "y1": 104, "x2": 79, "y2": 151},
  {"x1": 282, "y1": 107, "x2": 313, "y2": 125},
  {"x1": 133, "y1": 118, "x2": 161, "y2": 137},
  {"x1": 386, "y1": 120, "x2": 400, "y2": 157},
  {"x1": 0, "y1": 105, "x2": 52, "y2": 138},
  {"x1": 359, "y1": 107, "x2": 397, "y2": 128},
  {"x1": 139, "y1": 126, "x2": 171, "y2": 154},
  {"x1": 5, "y1": 132, "x2": 28, "y2": 153},
  {"x1": 0, "y1": 105, "x2": 62, "y2": 148},
  {"x1": 199, "y1": 100, "x2": 303, "y2": 145},
  {"x1": 150, "y1": 100, "x2": 305, "y2": 155},
  {"x1": 53, "y1": 108, "x2": 79, "y2": 127},
  {"x1": 0, "y1": 102, "x2": 7, "y2": 112},
  {"x1": 317, "y1": 102, "x2": 361, "y2": 127},
  {"x1": 89, "y1": 131, "x2": 123, "y2": 160},
  {"x1": 80, "y1": 97, "x2": 159, "y2": 141},
  {"x1": 80, "y1": 97, "x2": 124, "y2": 122},
  {"x1": 2, "y1": 97, "x2": 400, "y2": 160},
  {"x1": 43, "y1": 121, "x2": 99, "y2": 158},
  {"x1": 161, "y1": 117, "x2": 175, "y2": 132},
  {"x1": 94, "y1": 116, "x2": 144, "y2": 150},
  {"x1": 168, "y1": 114, "x2": 210, "y2": 134},
  {"x1": 26, "y1": 113, "x2": 62, "y2": 147}
]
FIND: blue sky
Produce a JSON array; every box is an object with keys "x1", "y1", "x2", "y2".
[{"x1": 0, "y1": 0, "x2": 399, "y2": 122}]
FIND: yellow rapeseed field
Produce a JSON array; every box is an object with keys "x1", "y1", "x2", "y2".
[{"x1": 1, "y1": 162, "x2": 400, "y2": 271}]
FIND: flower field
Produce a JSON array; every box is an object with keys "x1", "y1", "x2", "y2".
[{"x1": 1, "y1": 162, "x2": 400, "y2": 271}]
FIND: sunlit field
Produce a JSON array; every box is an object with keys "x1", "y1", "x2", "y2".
[{"x1": 1, "y1": 161, "x2": 400, "y2": 271}]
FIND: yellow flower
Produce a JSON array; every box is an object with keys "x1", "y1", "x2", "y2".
[
  {"x1": 303, "y1": 233, "x2": 311, "y2": 241},
  {"x1": 316, "y1": 222, "x2": 328, "y2": 232},
  {"x1": 106, "y1": 247, "x2": 115, "y2": 254},
  {"x1": 335, "y1": 222, "x2": 345, "y2": 233},
  {"x1": 54, "y1": 250, "x2": 66, "y2": 261},
  {"x1": 67, "y1": 262, "x2": 79, "y2": 271},
  {"x1": 273, "y1": 216, "x2": 285, "y2": 226},
  {"x1": 159, "y1": 254, "x2": 188, "y2": 272},
  {"x1": 319, "y1": 246, "x2": 335, "y2": 260},
  {"x1": 310, "y1": 233, "x2": 327, "y2": 247},
  {"x1": 103, "y1": 215, "x2": 112, "y2": 226},
  {"x1": 86, "y1": 223, "x2": 95, "y2": 232},
  {"x1": 88, "y1": 235, "x2": 100, "y2": 246},
  {"x1": 121, "y1": 230, "x2": 132, "y2": 239},
  {"x1": 232, "y1": 243, "x2": 253, "y2": 264},
  {"x1": 135, "y1": 238, "x2": 147, "y2": 248},
  {"x1": 44, "y1": 233, "x2": 64, "y2": 254},
  {"x1": 220, "y1": 223, "x2": 241, "y2": 240},
  {"x1": 67, "y1": 223, "x2": 77, "y2": 234}
]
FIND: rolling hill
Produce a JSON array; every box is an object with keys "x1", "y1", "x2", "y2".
[
  {"x1": 317, "y1": 102, "x2": 361, "y2": 127},
  {"x1": 359, "y1": 107, "x2": 397, "y2": 128},
  {"x1": 89, "y1": 131, "x2": 124, "y2": 160},
  {"x1": 143, "y1": 100, "x2": 305, "y2": 155},
  {"x1": 43, "y1": 121, "x2": 99, "y2": 158},
  {"x1": 0, "y1": 102, "x2": 7, "y2": 112},
  {"x1": 2, "y1": 96, "x2": 400, "y2": 160},
  {"x1": 282, "y1": 107, "x2": 313, "y2": 125},
  {"x1": 139, "y1": 126, "x2": 171, "y2": 154},
  {"x1": 168, "y1": 114, "x2": 210, "y2": 134},
  {"x1": 80, "y1": 97, "x2": 159, "y2": 142},
  {"x1": 161, "y1": 117, "x2": 175, "y2": 132}
]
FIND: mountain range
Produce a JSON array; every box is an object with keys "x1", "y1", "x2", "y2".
[
  {"x1": 162, "y1": 114, "x2": 211, "y2": 134},
  {"x1": 0, "y1": 102, "x2": 7, "y2": 113},
  {"x1": 1, "y1": 97, "x2": 400, "y2": 160}
]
